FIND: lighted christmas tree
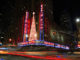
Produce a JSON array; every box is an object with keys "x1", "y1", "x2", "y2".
[{"x1": 29, "y1": 12, "x2": 37, "y2": 41}]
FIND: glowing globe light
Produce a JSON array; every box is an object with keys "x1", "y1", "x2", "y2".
[
  {"x1": 9, "y1": 38, "x2": 12, "y2": 42},
  {"x1": 26, "y1": 34, "x2": 28, "y2": 37},
  {"x1": 34, "y1": 33, "x2": 37, "y2": 37},
  {"x1": 76, "y1": 18, "x2": 80, "y2": 22},
  {"x1": 33, "y1": 12, "x2": 35, "y2": 15}
]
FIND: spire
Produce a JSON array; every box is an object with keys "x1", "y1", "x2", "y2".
[
  {"x1": 39, "y1": 3, "x2": 44, "y2": 40},
  {"x1": 23, "y1": 12, "x2": 29, "y2": 42}
]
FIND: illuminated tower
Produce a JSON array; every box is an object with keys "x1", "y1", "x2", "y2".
[
  {"x1": 29, "y1": 12, "x2": 37, "y2": 41},
  {"x1": 23, "y1": 12, "x2": 29, "y2": 42},
  {"x1": 39, "y1": 3, "x2": 44, "y2": 40}
]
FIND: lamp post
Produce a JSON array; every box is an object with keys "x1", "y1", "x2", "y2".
[
  {"x1": 76, "y1": 18, "x2": 80, "y2": 48},
  {"x1": 76, "y1": 18, "x2": 80, "y2": 23}
]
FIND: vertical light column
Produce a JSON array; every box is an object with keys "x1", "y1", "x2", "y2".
[
  {"x1": 27, "y1": 19, "x2": 31, "y2": 36},
  {"x1": 29, "y1": 12, "x2": 37, "y2": 41},
  {"x1": 23, "y1": 12, "x2": 29, "y2": 42},
  {"x1": 39, "y1": 3, "x2": 44, "y2": 40}
]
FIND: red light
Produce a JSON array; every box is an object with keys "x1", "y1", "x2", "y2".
[
  {"x1": 9, "y1": 38, "x2": 12, "y2": 42},
  {"x1": 78, "y1": 44, "x2": 80, "y2": 47},
  {"x1": 29, "y1": 41, "x2": 36, "y2": 44},
  {"x1": 53, "y1": 32, "x2": 56, "y2": 35}
]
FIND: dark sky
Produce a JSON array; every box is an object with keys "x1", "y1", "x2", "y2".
[
  {"x1": 0, "y1": 0, "x2": 14, "y2": 32},
  {"x1": 0, "y1": 0, "x2": 80, "y2": 33},
  {"x1": 0, "y1": 0, "x2": 53, "y2": 33},
  {"x1": 53, "y1": 0, "x2": 80, "y2": 32},
  {"x1": 54, "y1": 0, "x2": 80, "y2": 16}
]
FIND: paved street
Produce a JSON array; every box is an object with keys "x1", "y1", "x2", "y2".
[{"x1": 1, "y1": 48, "x2": 80, "y2": 60}]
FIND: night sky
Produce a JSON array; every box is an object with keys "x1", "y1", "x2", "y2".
[
  {"x1": 54, "y1": 0, "x2": 80, "y2": 19},
  {"x1": 0, "y1": 0, "x2": 31, "y2": 33},
  {"x1": 0, "y1": 0, "x2": 80, "y2": 33},
  {"x1": 0, "y1": 0, "x2": 15, "y2": 32},
  {"x1": 53, "y1": 0, "x2": 80, "y2": 32}
]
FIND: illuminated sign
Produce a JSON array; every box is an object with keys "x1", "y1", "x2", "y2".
[
  {"x1": 55, "y1": 43, "x2": 61, "y2": 48},
  {"x1": 44, "y1": 41, "x2": 54, "y2": 47},
  {"x1": 60, "y1": 45, "x2": 65, "y2": 49},
  {"x1": 29, "y1": 40, "x2": 36, "y2": 45},
  {"x1": 23, "y1": 12, "x2": 29, "y2": 42},
  {"x1": 65, "y1": 46, "x2": 69, "y2": 50},
  {"x1": 39, "y1": 3, "x2": 44, "y2": 40}
]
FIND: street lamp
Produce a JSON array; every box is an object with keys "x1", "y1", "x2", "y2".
[
  {"x1": 76, "y1": 18, "x2": 80, "y2": 48},
  {"x1": 76, "y1": 18, "x2": 80, "y2": 22},
  {"x1": 1, "y1": 37, "x2": 4, "y2": 39}
]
